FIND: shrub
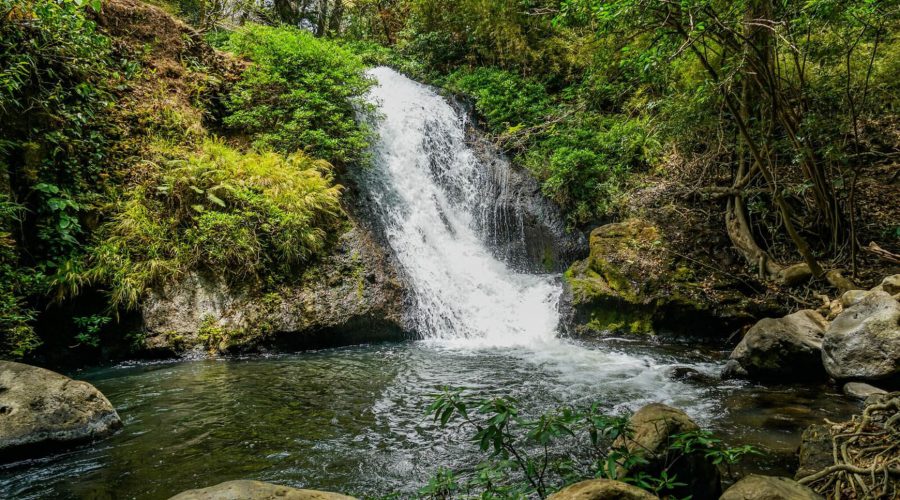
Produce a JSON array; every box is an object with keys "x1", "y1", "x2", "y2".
[
  {"x1": 421, "y1": 387, "x2": 758, "y2": 499},
  {"x1": 523, "y1": 114, "x2": 657, "y2": 225},
  {"x1": 0, "y1": 0, "x2": 112, "y2": 258},
  {"x1": 445, "y1": 68, "x2": 552, "y2": 135},
  {"x1": 86, "y1": 139, "x2": 344, "y2": 309},
  {"x1": 0, "y1": 197, "x2": 39, "y2": 358},
  {"x1": 223, "y1": 24, "x2": 374, "y2": 166}
]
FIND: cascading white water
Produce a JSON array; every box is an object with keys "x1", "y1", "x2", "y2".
[
  {"x1": 360, "y1": 66, "x2": 560, "y2": 346},
  {"x1": 359, "y1": 67, "x2": 725, "y2": 417}
]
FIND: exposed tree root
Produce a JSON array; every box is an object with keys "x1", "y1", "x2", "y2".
[{"x1": 798, "y1": 394, "x2": 900, "y2": 499}]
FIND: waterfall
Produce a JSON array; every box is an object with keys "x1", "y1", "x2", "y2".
[{"x1": 358, "y1": 67, "x2": 561, "y2": 346}]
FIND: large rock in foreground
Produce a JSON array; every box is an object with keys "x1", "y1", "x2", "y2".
[
  {"x1": 0, "y1": 361, "x2": 122, "y2": 460},
  {"x1": 613, "y1": 403, "x2": 721, "y2": 499},
  {"x1": 547, "y1": 479, "x2": 656, "y2": 499},
  {"x1": 725, "y1": 310, "x2": 828, "y2": 381},
  {"x1": 720, "y1": 474, "x2": 821, "y2": 500},
  {"x1": 141, "y1": 225, "x2": 408, "y2": 354},
  {"x1": 821, "y1": 291, "x2": 900, "y2": 381},
  {"x1": 168, "y1": 480, "x2": 356, "y2": 500},
  {"x1": 563, "y1": 219, "x2": 774, "y2": 337}
]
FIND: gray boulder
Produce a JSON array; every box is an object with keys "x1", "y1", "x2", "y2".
[
  {"x1": 727, "y1": 310, "x2": 828, "y2": 381},
  {"x1": 874, "y1": 274, "x2": 900, "y2": 296},
  {"x1": 613, "y1": 403, "x2": 721, "y2": 499},
  {"x1": 169, "y1": 480, "x2": 356, "y2": 500},
  {"x1": 720, "y1": 474, "x2": 821, "y2": 500},
  {"x1": 548, "y1": 479, "x2": 656, "y2": 499},
  {"x1": 843, "y1": 382, "x2": 887, "y2": 400},
  {"x1": 0, "y1": 361, "x2": 122, "y2": 460},
  {"x1": 141, "y1": 224, "x2": 408, "y2": 354},
  {"x1": 821, "y1": 291, "x2": 900, "y2": 381}
]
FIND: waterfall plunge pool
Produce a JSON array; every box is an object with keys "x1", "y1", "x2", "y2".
[{"x1": 1, "y1": 339, "x2": 858, "y2": 499}]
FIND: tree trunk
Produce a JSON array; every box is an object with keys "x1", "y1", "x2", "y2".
[
  {"x1": 328, "y1": 0, "x2": 343, "y2": 36},
  {"x1": 315, "y1": 0, "x2": 329, "y2": 37}
]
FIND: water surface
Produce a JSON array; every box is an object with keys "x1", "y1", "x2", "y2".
[{"x1": 1, "y1": 340, "x2": 857, "y2": 499}]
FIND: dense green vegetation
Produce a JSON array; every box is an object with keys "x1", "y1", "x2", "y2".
[
  {"x1": 222, "y1": 24, "x2": 374, "y2": 166},
  {"x1": 0, "y1": 1, "x2": 371, "y2": 359},
  {"x1": 87, "y1": 139, "x2": 343, "y2": 310},
  {"x1": 336, "y1": 0, "x2": 899, "y2": 283},
  {"x1": 1, "y1": 0, "x2": 115, "y2": 357}
]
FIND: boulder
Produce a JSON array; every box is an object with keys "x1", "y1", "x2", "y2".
[
  {"x1": 821, "y1": 291, "x2": 900, "y2": 381},
  {"x1": 667, "y1": 366, "x2": 715, "y2": 384},
  {"x1": 726, "y1": 310, "x2": 828, "y2": 381},
  {"x1": 141, "y1": 224, "x2": 408, "y2": 354},
  {"x1": 613, "y1": 403, "x2": 721, "y2": 499},
  {"x1": 168, "y1": 480, "x2": 356, "y2": 500},
  {"x1": 875, "y1": 274, "x2": 900, "y2": 296},
  {"x1": 843, "y1": 382, "x2": 888, "y2": 401},
  {"x1": 795, "y1": 424, "x2": 833, "y2": 481},
  {"x1": 547, "y1": 479, "x2": 656, "y2": 500},
  {"x1": 722, "y1": 359, "x2": 750, "y2": 379},
  {"x1": 564, "y1": 219, "x2": 769, "y2": 337},
  {"x1": 0, "y1": 361, "x2": 122, "y2": 460},
  {"x1": 720, "y1": 475, "x2": 821, "y2": 500},
  {"x1": 839, "y1": 289, "x2": 870, "y2": 309}
]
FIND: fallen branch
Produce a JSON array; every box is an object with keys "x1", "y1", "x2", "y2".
[{"x1": 865, "y1": 242, "x2": 900, "y2": 265}]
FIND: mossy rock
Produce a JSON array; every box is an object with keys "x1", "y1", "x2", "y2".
[{"x1": 564, "y1": 218, "x2": 753, "y2": 337}]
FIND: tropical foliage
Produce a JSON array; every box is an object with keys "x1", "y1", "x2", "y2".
[
  {"x1": 86, "y1": 140, "x2": 344, "y2": 310},
  {"x1": 420, "y1": 387, "x2": 756, "y2": 499},
  {"x1": 223, "y1": 24, "x2": 374, "y2": 166}
]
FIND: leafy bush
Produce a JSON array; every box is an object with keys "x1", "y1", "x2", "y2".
[
  {"x1": 0, "y1": 0, "x2": 115, "y2": 358},
  {"x1": 338, "y1": 39, "x2": 428, "y2": 81},
  {"x1": 523, "y1": 114, "x2": 657, "y2": 225},
  {"x1": 0, "y1": 0, "x2": 112, "y2": 258},
  {"x1": 443, "y1": 67, "x2": 655, "y2": 226},
  {"x1": 445, "y1": 68, "x2": 552, "y2": 135},
  {"x1": 0, "y1": 197, "x2": 39, "y2": 358},
  {"x1": 421, "y1": 387, "x2": 757, "y2": 499},
  {"x1": 86, "y1": 139, "x2": 344, "y2": 309},
  {"x1": 223, "y1": 24, "x2": 374, "y2": 166}
]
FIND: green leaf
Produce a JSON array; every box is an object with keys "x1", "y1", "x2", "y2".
[{"x1": 207, "y1": 192, "x2": 226, "y2": 207}]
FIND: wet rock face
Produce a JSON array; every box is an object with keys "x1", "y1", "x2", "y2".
[
  {"x1": 461, "y1": 110, "x2": 587, "y2": 273},
  {"x1": 0, "y1": 361, "x2": 122, "y2": 461},
  {"x1": 141, "y1": 224, "x2": 409, "y2": 354},
  {"x1": 563, "y1": 218, "x2": 764, "y2": 337},
  {"x1": 547, "y1": 479, "x2": 656, "y2": 500},
  {"x1": 720, "y1": 475, "x2": 822, "y2": 500},
  {"x1": 821, "y1": 291, "x2": 900, "y2": 382},
  {"x1": 168, "y1": 480, "x2": 356, "y2": 500},
  {"x1": 613, "y1": 403, "x2": 722, "y2": 500},
  {"x1": 726, "y1": 310, "x2": 828, "y2": 382}
]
